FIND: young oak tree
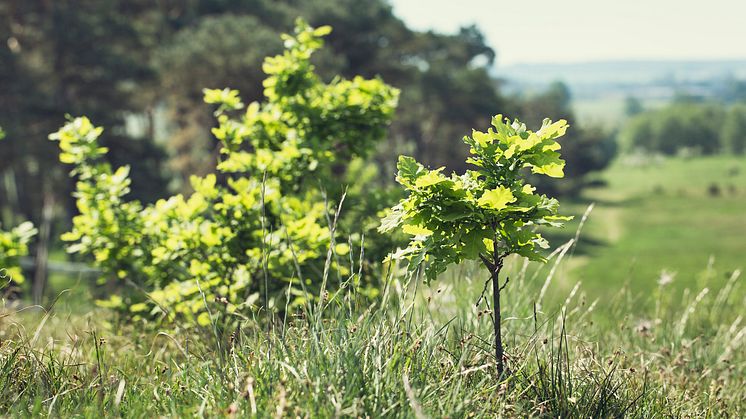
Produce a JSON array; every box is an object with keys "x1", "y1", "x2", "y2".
[{"x1": 380, "y1": 115, "x2": 571, "y2": 377}]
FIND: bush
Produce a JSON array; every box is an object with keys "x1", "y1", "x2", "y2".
[
  {"x1": 50, "y1": 20, "x2": 398, "y2": 328},
  {"x1": 0, "y1": 221, "x2": 36, "y2": 291}
]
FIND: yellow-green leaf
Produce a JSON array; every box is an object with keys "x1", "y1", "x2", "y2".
[
  {"x1": 96, "y1": 295, "x2": 123, "y2": 309},
  {"x1": 130, "y1": 303, "x2": 149, "y2": 313},
  {"x1": 504, "y1": 144, "x2": 518, "y2": 159},
  {"x1": 532, "y1": 163, "x2": 565, "y2": 178},
  {"x1": 472, "y1": 130, "x2": 493, "y2": 147},
  {"x1": 313, "y1": 25, "x2": 332, "y2": 37},
  {"x1": 477, "y1": 186, "x2": 516, "y2": 210},
  {"x1": 537, "y1": 119, "x2": 569, "y2": 139},
  {"x1": 197, "y1": 312, "x2": 212, "y2": 327},
  {"x1": 402, "y1": 224, "x2": 433, "y2": 236},
  {"x1": 414, "y1": 169, "x2": 446, "y2": 188},
  {"x1": 517, "y1": 133, "x2": 542, "y2": 151}
]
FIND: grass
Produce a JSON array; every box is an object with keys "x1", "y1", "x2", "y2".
[
  {"x1": 2, "y1": 154, "x2": 745, "y2": 417},
  {"x1": 1, "y1": 249, "x2": 744, "y2": 417}
]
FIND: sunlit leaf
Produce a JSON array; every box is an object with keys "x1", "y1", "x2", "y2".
[
  {"x1": 402, "y1": 224, "x2": 433, "y2": 236},
  {"x1": 414, "y1": 168, "x2": 446, "y2": 188},
  {"x1": 477, "y1": 186, "x2": 516, "y2": 210}
]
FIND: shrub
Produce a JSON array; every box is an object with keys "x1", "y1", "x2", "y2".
[
  {"x1": 0, "y1": 221, "x2": 36, "y2": 291},
  {"x1": 50, "y1": 20, "x2": 398, "y2": 328}
]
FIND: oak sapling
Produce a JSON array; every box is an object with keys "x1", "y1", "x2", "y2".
[{"x1": 380, "y1": 115, "x2": 572, "y2": 377}]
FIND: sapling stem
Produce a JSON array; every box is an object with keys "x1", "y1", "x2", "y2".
[
  {"x1": 487, "y1": 253, "x2": 507, "y2": 379},
  {"x1": 492, "y1": 260, "x2": 504, "y2": 378}
]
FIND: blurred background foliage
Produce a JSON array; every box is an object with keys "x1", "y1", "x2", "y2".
[
  {"x1": 0, "y1": 0, "x2": 615, "y2": 235},
  {"x1": 620, "y1": 98, "x2": 746, "y2": 155}
]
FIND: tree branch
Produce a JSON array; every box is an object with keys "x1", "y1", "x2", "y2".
[
  {"x1": 499, "y1": 276, "x2": 509, "y2": 292},
  {"x1": 475, "y1": 277, "x2": 491, "y2": 307},
  {"x1": 479, "y1": 253, "x2": 495, "y2": 272}
]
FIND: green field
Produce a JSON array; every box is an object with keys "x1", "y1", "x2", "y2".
[{"x1": 550, "y1": 155, "x2": 746, "y2": 305}]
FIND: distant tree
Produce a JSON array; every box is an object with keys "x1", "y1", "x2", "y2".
[
  {"x1": 563, "y1": 125, "x2": 617, "y2": 178},
  {"x1": 624, "y1": 96, "x2": 644, "y2": 117},
  {"x1": 661, "y1": 104, "x2": 723, "y2": 154},
  {"x1": 722, "y1": 104, "x2": 746, "y2": 155},
  {"x1": 396, "y1": 26, "x2": 504, "y2": 173},
  {"x1": 622, "y1": 114, "x2": 654, "y2": 150},
  {"x1": 0, "y1": 0, "x2": 169, "y2": 224},
  {"x1": 721, "y1": 77, "x2": 746, "y2": 103},
  {"x1": 672, "y1": 92, "x2": 705, "y2": 104},
  {"x1": 623, "y1": 103, "x2": 725, "y2": 155}
]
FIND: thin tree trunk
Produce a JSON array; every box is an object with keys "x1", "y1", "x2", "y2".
[
  {"x1": 32, "y1": 192, "x2": 53, "y2": 305},
  {"x1": 492, "y1": 263, "x2": 504, "y2": 378},
  {"x1": 1, "y1": 168, "x2": 19, "y2": 227}
]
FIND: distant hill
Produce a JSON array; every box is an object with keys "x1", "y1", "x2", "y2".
[
  {"x1": 496, "y1": 59, "x2": 746, "y2": 127},
  {"x1": 497, "y1": 59, "x2": 746, "y2": 99}
]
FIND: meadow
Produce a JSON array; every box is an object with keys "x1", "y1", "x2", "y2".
[
  {"x1": 554, "y1": 155, "x2": 746, "y2": 307},
  {"x1": 1, "y1": 154, "x2": 744, "y2": 417}
]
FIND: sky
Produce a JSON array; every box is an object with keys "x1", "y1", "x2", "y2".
[{"x1": 391, "y1": 0, "x2": 746, "y2": 66}]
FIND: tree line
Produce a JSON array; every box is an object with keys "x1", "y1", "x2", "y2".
[
  {"x1": 621, "y1": 99, "x2": 746, "y2": 155},
  {"x1": 0, "y1": 0, "x2": 614, "y2": 230}
]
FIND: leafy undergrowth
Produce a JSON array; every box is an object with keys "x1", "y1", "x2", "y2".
[{"x1": 1, "y1": 258, "x2": 744, "y2": 417}]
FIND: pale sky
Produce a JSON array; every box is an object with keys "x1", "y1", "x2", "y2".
[{"x1": 391, "y1": 0, "x2": 746, "y2": 66}]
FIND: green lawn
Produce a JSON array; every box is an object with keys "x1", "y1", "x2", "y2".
[{"x1": 554, "y1": 155, "x2": 746, "y2": 305}]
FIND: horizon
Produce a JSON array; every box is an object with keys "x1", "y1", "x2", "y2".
[
  {"x1": 501, "y1": 57, "x2": 746, "y2": 68},
  {"x1": 391, "y1": 0, "x2": 746, "y2": 67}
]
